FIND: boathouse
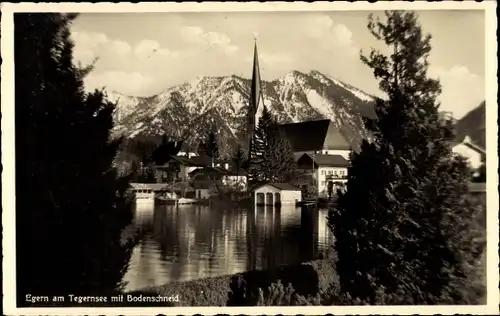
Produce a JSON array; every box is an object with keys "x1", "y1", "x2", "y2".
[{"x1": 253, "y1": 183, "x2": 302, "y2": 206}]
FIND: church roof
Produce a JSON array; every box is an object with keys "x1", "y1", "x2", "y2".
[
  {"x1": 279, "y1": 119, "x2": 351, "y2": 152},
  {"x1": 297, "y1": 153, "x2": 349, "y2": 168}
]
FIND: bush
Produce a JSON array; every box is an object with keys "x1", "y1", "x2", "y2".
[
  {"x1": 256, "y1": 280, "x2": 322, "y2": 306},
  {"x1": 132, "y1": 259, "x2": 337, "y2": 306}
]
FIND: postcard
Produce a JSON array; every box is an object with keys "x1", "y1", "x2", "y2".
[{"x1": 1, "y1": 1, "x2": 498, "y2": 315}]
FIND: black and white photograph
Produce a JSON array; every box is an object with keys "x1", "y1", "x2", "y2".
[{"x1": 1, "y1": 2, "x2": 498, "y2": 315}]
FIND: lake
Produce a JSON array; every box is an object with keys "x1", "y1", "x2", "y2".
[{"x1": 122, "y1": 203, "x2": 335, "y2": 292}]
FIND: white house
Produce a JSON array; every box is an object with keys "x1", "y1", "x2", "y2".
[
  {"x1": 253, "y1": 183, "x2": 302, "y2": 206},
  {"x1": 452, "y1": 136, "x2": 486, "y2": 170},
  {"x1": 296, "y1": 153, "x2": 349, "y2": 197}
]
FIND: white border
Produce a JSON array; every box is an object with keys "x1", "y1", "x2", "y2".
[{"x1": 2, "y1": 2, "x2": 498, "y2": 315}]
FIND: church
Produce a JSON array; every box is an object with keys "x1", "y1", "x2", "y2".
[{"x1": 245, "y1": 41, "x2": 352, "y2": 196}]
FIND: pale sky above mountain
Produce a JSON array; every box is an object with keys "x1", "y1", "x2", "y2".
[{"x1": 70, "y1": 10, "x2": 485, "y2": 119}]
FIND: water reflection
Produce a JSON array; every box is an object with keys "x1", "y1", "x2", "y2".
[{"x1": 123, "y1": 203, "x2": 334, "y2": 292}]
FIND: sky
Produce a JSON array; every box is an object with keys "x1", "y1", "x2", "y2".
[{"x1": 70, "y1": 10, "x2": 486, "y2": 119}]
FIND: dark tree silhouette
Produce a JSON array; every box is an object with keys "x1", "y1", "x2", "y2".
[
  {"x1": 199, "y1": 131, "x2": 219, "y2": 166},
  {"x1": 248, "y1": 106, "x2": 297, "y2": 186},
  {"x1": 328, "y1": 11, "x2": 484, "y2": 304},
  {"x1": 152, "y1": 135, "x2": 183, "y2": 165},
  {"x1": 15, "y1": 13, "x2": 134, "y2": 304},
  {"x1": 231, "y1": 144, "x2": 246, "y2": 176}
]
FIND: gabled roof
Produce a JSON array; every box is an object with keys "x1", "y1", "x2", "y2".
[
  {"x1": 279, "y1": 119, "x2": 351, "y2": 152},
  {"x1": 168, "y1": 155, "x2": 211, "y2": 167},
  {"x1": 453, "y1": 136, "x2": 486, "y2": 153},
  {"x1": 452, "y1": 136, "x2": 486, "y2": 161},
  {"x1": 256, "y1": 182, "x2": 301, "y2": 191},
  {"x1": 297, "y1": 153, "x2": 349, "y2": 168},
  {"x1": 191, "y1": 180, "x2": 218, "y2": 190},
  {"x1": 188, "y1": 166, "x2": 228, "y2": 176},
  {"x1": 170, "y1": 181, "x2": 195, "y2": 192},
  {"x1": 462, "y1": 142, "x2": 486, "y2": 155}
]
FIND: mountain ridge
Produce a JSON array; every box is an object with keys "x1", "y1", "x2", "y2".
[
  {"x1": 108, "y1": 70, "x2": 485, "y2": 157},
  {"x1": 109, "y1": 70, "x2": 377, "y2": 157}
]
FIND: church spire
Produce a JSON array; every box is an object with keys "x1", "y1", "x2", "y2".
[
  {"x1": 250, "y1": 39, "x2": 263, "y2": 116},
  {"x1": 247, "y1": 39, "x2": 264, "y2": 160}
]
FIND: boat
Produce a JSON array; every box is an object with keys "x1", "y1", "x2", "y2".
[
  {"x1": 155, "y1": 196, "x2": 177, "y2": 205},
  {"x1": 155, "y1": 196, "x2": 200, "y2": 205},
  {"x1": 177, "y1": 198, "x2": 198, "y2": 205},
  {"x1": 297, "y1": 200, "x2": 318, "y2": 207}
]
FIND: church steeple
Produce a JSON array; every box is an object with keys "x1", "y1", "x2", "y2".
[{"x1": 247, "y1": 39, "x2": 264, "y2": 160}]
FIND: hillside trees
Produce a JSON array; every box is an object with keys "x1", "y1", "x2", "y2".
[
  {"x1": 198, "y1": 130, "x2": 220, "y2": 166},
  {"x1": 152, "y1": 135, "x2": 183, "y2": 165},
  {"x1": 15, "y1": 13, "x2": 134, "y2": 303},
  {"x1": 232, "y1": 144, "x2": 247, "y2": 176},
  {"x1": 328, "y1": 11, "x2": 484, "y2": 304}
]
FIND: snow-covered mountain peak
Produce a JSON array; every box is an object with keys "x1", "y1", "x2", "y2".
[{"x1": 110, "y1": 70, "x2": 377, "y2": 156}]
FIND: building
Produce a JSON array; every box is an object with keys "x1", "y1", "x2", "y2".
[
  {"x1": 279, "y1": 119, "x2": 351, "y2": 160},
  {"x1": 129, "y1": 183, "x2": 174, "y2": 205},
  {"x1": 452, "y1": 135, "x2": 486, "y2": 170},
  {"x1": 246, "y1": 40, "x2": 265, "y2": 161},
  {"x1": 154, "y1": 155, "x2": 212, "y2": 183},
  {"x1": 189, "y1": 165, "x2": 247, "y2": 192},
  {"x1": 469, "y1": 182, "x2": 486, "y2": 194},
  {"x1": 296, "y1": 153, "x2": 349, "y2": 197},
  {"x1": 253, "y1": 183, "x2": 302, "y2": 206},
  {"x1": 191, "y1": 181, "x2": 215, "y2": 199},
  {"x1": 222, "y1": 171, "x2": 248, "y2": 191}
]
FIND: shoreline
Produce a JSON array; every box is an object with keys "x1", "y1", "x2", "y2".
[{"x1": 126, "y1": 258, "x2": 338, "y2": 307}]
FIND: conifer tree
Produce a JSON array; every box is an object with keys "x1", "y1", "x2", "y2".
[
  {"x1": 232, "y1": 144, "x2": 246, "y2": 176},
  {"x1": 199, "y1": 130, "x2": 219, "y2": 166},
  {"x1": 248, "y1": 106, "x2": 297, "y2": 186},
  {"x1": 152, "y1": 135, "x2": 183, "y2": 165},
  {"x1": 15, "y1": 13, "x2": 134, "y2": 304},
  {"x1": 328, "y1": 11, "x2": 483, "y2": 304},
  {"x1": 248, "y1": 106, "x2": 274, "y2": 186},
  {"x1": 266, "y1": 124, "x2": 297, "y2": 183}
]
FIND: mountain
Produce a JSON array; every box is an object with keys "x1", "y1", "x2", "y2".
[
  {"x1": 455, "y1": 101, "x2": 486, "y2": 149},
  {"x1": 109, "y1": 70, "x2": 377, "y2": 157}
]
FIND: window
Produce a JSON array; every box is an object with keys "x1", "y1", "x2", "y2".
[
  {"x1": 328, "y1": 170, "x2": 333, "y2": 175},
  {"x1": 321, "y1": 170, "x2": 325, "y2": 175}
]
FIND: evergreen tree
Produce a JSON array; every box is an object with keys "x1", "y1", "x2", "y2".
[
  {"x1": 151, "y1": 135, "x2": 183, "y2": 165},
  {"x1": 248, "y1": 106, "x2": 274, "y2": 186},
  {"x1": 328, "y1": 11, "x2": 483, "y2": 304},
  {"x1": 248, "y1": 106, "x2": 297, "y2": 186},
  {"x1": 199, "y1": 130, "x2": 219, "y2": 165},
  {"x1": 232, "y1": 144, "x2": 246, "y2": 176},
  {"x1": 265, "y1": 123, "x2": 297, "y2": 183},
  {"x1": 15, "y1": 13, "x2": 134, "y2": 304}
]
